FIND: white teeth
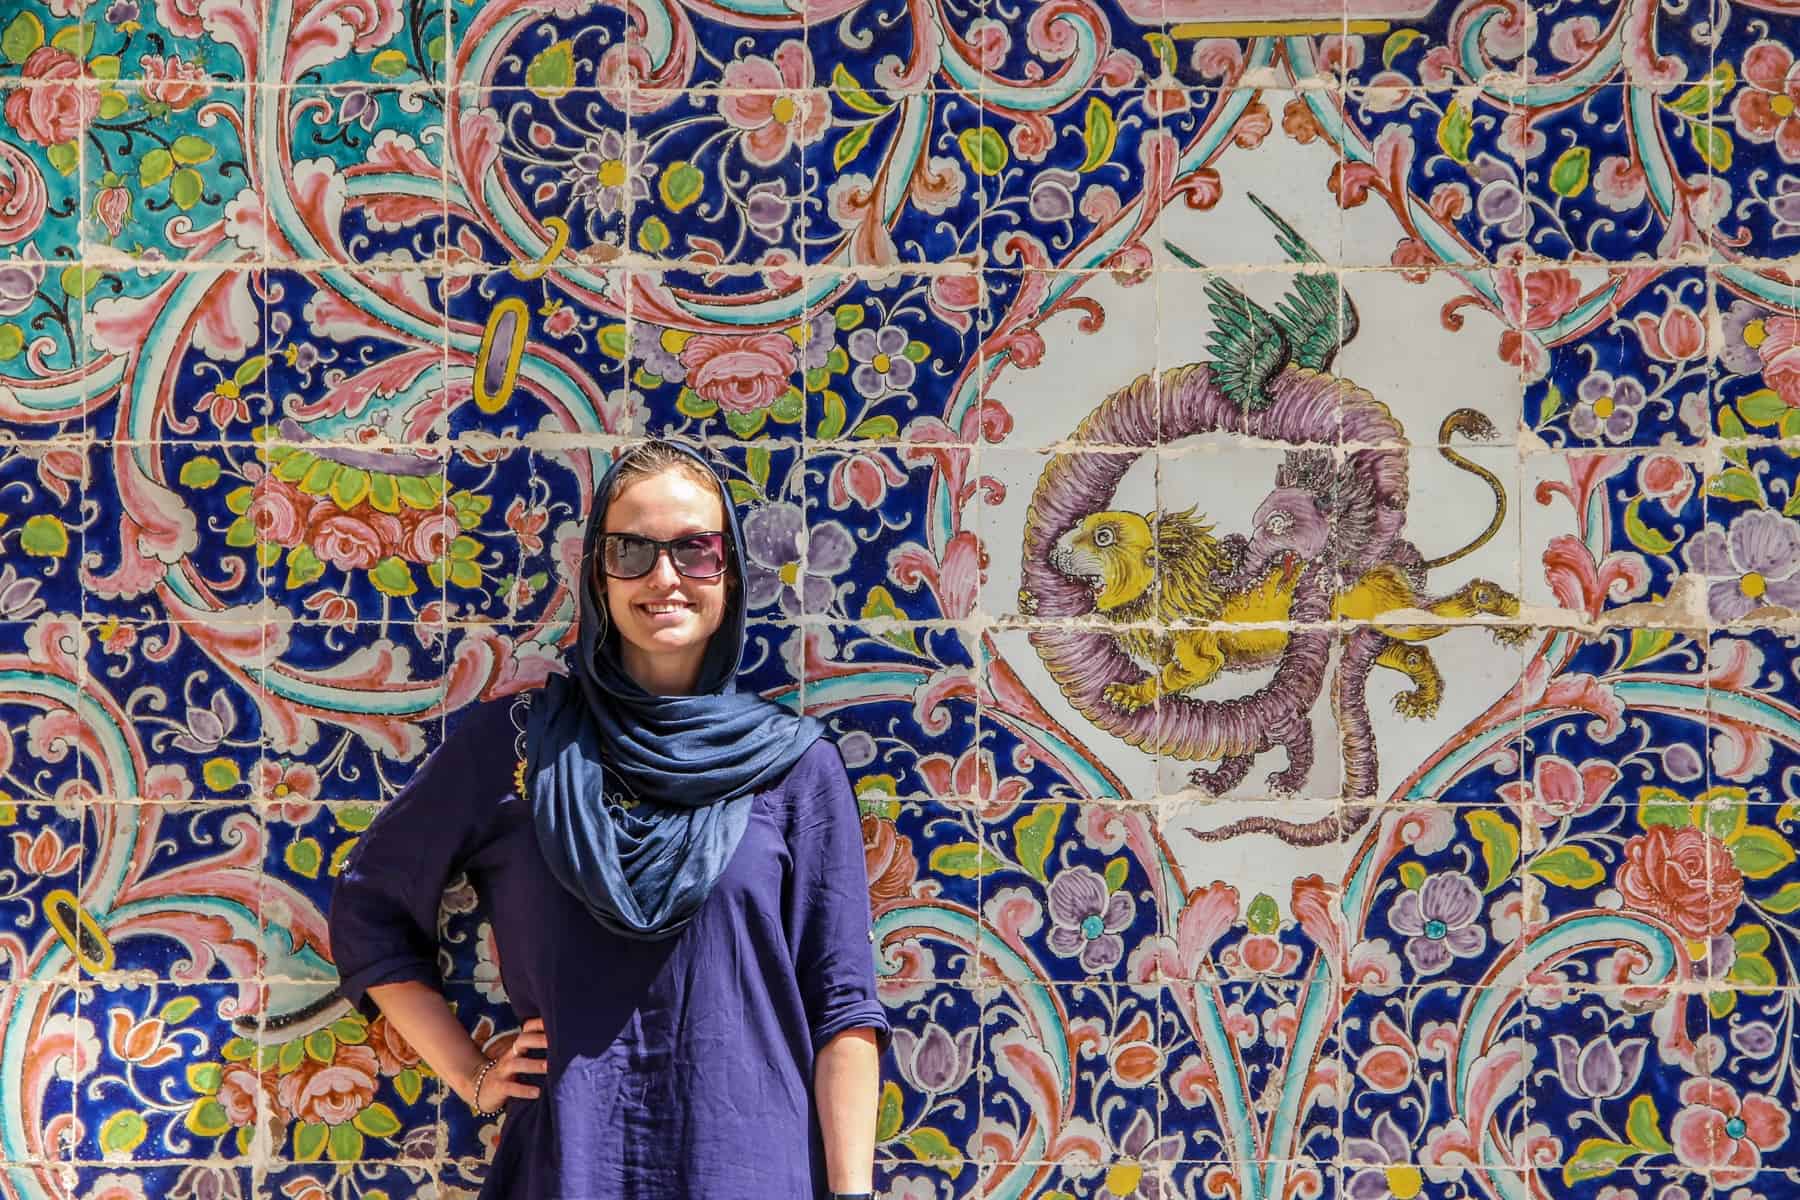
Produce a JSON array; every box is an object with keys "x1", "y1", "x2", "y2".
[{"x1": 642, "y1": 603, "x2": 687, "y2": 614}]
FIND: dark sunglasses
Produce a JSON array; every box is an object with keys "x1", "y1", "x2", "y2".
[{"x1": 598, "y1": 532, "x2": 730, "y2": 580}]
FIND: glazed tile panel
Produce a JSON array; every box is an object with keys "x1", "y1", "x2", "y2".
[{"x1": 3, "y1": 0, "x2": 1800, "y2": 1196}]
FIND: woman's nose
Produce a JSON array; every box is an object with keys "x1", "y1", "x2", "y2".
[{"x1": 644, "y1": 549, "x2": 682, "y2": 586}]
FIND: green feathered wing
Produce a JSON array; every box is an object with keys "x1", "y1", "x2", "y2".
[{"x1": 1247, "y1": 192, "x2": 1358, "y2": 372}]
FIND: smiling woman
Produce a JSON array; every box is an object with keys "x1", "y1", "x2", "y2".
[{"x1": 327, "y1": 439, "x2": 889, "y2": 1200}]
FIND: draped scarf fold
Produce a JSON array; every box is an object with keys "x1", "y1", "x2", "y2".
[{"x1": 526, "y1": 443, "x2": 824, "y2": 940}]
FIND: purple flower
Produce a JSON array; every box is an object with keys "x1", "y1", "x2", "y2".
[
  {"x1": 1722, "y1": 299, "x2": 1774, "y2": 375},
  {"x1": 799, "y1": 310, "x2": 837, "y2": 373},
  {"x1": 569, "y1": 128, "x2": 652, "y2": 219},
  {"x1": 849, "y1": 324, "x2": 915, "y2": 399},
  {"x1": 1662, "y1": 741, "x2": 1704, "y2": 782},
  {"x1": 105, "y1": 0, "x2": 139, "y2": 22},
  {"x1": 837, "y1": 729, "x2": 876, "y2": 768},
  {"x1": 1468, "y1": 154, "x2": 1528, "y2": 240},
  {"x1": 1388, "y1": 871, "x2": 1485, "y2": 975},
  {"x1": 1345, "y1": 1112, "x2": 1415, "y2": 1199},
  {"x1": 170, "y1": 689, "x2": 238, "y2": 755},
  {"x1": 1568, "y1": 370, "x2": 1647, "y2": 442},
  {"x1": 1029, "y1": 168, "x2": 1079, "y2": 222},
  {"x1": 0, "y1": 565, "x2": 43, "y2": 619},
  {"x1": 1771, "y1": 175, "x2": 1800, "y2": 242},
  {"x1": 1046, "y1": 864, "x2": 1136, "y2": 974},
  {"x1": 741, "y1": 501, "x2": 854, "y2": 617},
  {"x1": 0, "y1": 252, "x2": 45, "y2": 319},
  {"x1": 746, "y1": 180, "x2": 791, "y2": 243},
  {"x1": 891, "y1": 1023, "x2": 975, "y2": 1093},
  {"x1": 1106, "y1": 1107, "x2": 1182, "y2": 1198},
  {"x1": 630, "y1": 321, "x2": 686, "y2": 383},
  {"x1": 169, "y1": 1164, "x2": 243, "y2": 1200},
  {"x1": 1682, "y1": 508, "x2": 1800, "y2": 621},
  {"x1": 337, "y1": 88, "x2": 377, "y2": 131},
  {"x1": 1733, "y1": 1021, "x2": 1778, "y2": 1059},
  {"x1": 1552, "y1": 1034, "x2": 1646, "y2": 1099}
]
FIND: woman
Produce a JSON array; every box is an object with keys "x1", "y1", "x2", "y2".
[{"x1": 328, "y1": 439, "x2": 889, "y2": 1199}]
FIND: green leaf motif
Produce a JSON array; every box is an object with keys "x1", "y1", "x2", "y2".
[
  {"x1": 1104, "y1": 857, "x2": 1129, "y2": 894},
  {"x1": 160, "y1": 995, "x2": 201, "y2": 1024},
  {"x1": 1538, "y1": 383, "x2": 1564, "y2": 423},
  {"x1": 172, "y1": 134, "x2": 215, "y2": 165},
  {"x1": 1012, "y1": 804, "x2": 1063, "y2": 883},
  {"x1": 171, "y1": 167, "x2": 205, "y2": 211},
  {"x1": 875, "y1": 1080, "x2": 904, "y2": 1142},
  {"x1": 285, "y1": 836, "x2": 323, "y2": 880},
  {"x1": 1637, "y1": 785, "x2": 1693, "y2": 830},
  {"x1": 1738, "y1": 388, "x2": 1786, "y2": 428},
  {"x1": 1437, "y1": 99, "x2": 1473, "y2": 164},
  {"x1": 1528, "y1": 844, "x2": 1605, "y2": 889},
  {"x1": 327, "y1": 1122, "x2": 365, "y2": 1163},
  {"x1": 1625, "y1": 1096, "x2": 1673, "y2": 1154},
  {"x1": 957, "y1": 126, "x2": 1008, "y2": 176},
  {"x1": 524, "y1": 40, "x2": 575, "y2": 98},
  {"x1": 184, "y1": 1097, "x2": 231, "y2": 1138},
  {"x1": 179, "y1": 456, "x2": 222, "y2": 489},
  {"x1": 20, "y1": 515, "x2": 68, "y2": 558},
  {"x1": 637, "y1": 216, "x2": 671, "y2": 254},
  {"x1": 1622, "y1": 497, "x2": 1677, "y2": 555},
  {"x1": 1, "y1": 12, "x2": 45, "y2": 63},
  {"x1": 101, "y1": 1110, "x2": 149, "y2": 1155},
  {"x1": 368, "y1": 556, "x2": 418, "y2": 598},
  {"x1": 833, "y1": 65, "x2": 889, "y2": 116},
  {"x1": 1668, "y1": 62, "x2": 1735, "y2": 116},
  {"x1": 1619, "y1": 627, "x2": 1676, "y2": 671},
  {"x1": 186, "y1": 1062, "x2": 222, "y2": 1095},
  {"x1": 1705, "y1": 466, "x2": 1765, "y2": 507},
  {"x1": 851, "y1": 415, "x2": 899, "y2": 440},
  {"x1": 286, "y1": 545, "x2": 325, "y2": 588},
  {"x1": 46, "y1": 140, "x2": 76, "y2": 176},
  {"x1": 1078, "y1": 98, "x2": 1117, "y2": 172},
  {"x1": 817, "y1": 390, "x2": 847, "y2": 439},
  {"x1": 833, "y1": 122, "x2": 875, "y2": 170},
  {"x1": 1563, "y1": 1138, "x2": 1639, "y2": 1186},
  {"x1": 293, "y1": 1121, "x2": 329, "y2": 1161},
  {"x1": 1690, "y1": 122, "x2": 1734, "y2": 171},
  {"x1": 659, "y1": 161, "x2": 704, "y2": 212},
  {"x1": 929, "y1": 842, "x2": 997, "y2": 878},
  {"x1": 1730, "y1": 826, "x2": 1795, "y2": 879},
  {"x1": 1549, "y1": 146, "x2": 1590, "y2": 197},
  {"x1": 1382, "y1": 28, "x2": 1423, "y2": 68},
  {"x1": 903, "y1": 1127, "x2": 962, "y2": 1175},
  {"x1": 1762, "y1": 881, "x2": 1800, "y2": 913},
  {"x1": 834, "y1": 305, "x2": 864, "y2": 332},
  {"x1": 1398, "y1": 861, "x2": 1426, "y2": 891},
  {"x1": 1465, "y1": 809, "x2": 1518, "y2": 893},
  {"x1": 354, "y1": 1102, "x2": 402, "y2": 1138},
  {"x1": 395, "y1": 1068, "x2": 423, "y2": 1105},
  {"x1": 1246, "y1": 892, "x2": 1281, "y2": 934}
]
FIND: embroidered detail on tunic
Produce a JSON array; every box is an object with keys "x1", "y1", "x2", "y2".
[{"x1": 514, "y1": 756, "x2": 528, "y2": 798}]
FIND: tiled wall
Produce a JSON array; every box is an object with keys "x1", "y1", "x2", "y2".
[{"x1": 3, "y1": 0, "x2": 1799, "y2": 1194}]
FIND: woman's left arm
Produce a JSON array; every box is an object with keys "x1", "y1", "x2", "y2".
[
  {"x1": 784, "y1": 743, "x2": 893, "y2": 1194},
  {"x1": 815, "y1": 1027, "x2": 881, "y2": 1192}
]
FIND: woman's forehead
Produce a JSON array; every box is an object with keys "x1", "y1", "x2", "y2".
[{"x1": 601, "y1": 470, "x2": 724, "y2": 533}]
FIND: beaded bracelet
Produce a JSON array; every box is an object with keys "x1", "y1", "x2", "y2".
[{"x1": 469, "y1": 1056, "x2": 502, "y2": 1118}]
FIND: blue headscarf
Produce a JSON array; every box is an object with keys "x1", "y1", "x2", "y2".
[{"x1": 526, "y1": 441, "x2": 825, "y2": 939}]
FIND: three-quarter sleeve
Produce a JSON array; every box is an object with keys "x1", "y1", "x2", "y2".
[
  {"x1": 328, "y1": 699, "x2": 512, "y2": 1019},
  {"x1": 783, "y1": 741, "x2": 892, "y2": 1055}
]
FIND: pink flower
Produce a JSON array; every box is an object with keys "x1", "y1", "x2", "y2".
[
  {"x1": 302, "y1": 589, "x2": 358, "y2": 630},
  {"x1": 718, "y1": 43, "x2": 828, "y2": 165},
  {"x1": 154, "y1": 0, "x2": 209, "y2": 38},
  {"x1": 1733, "y1": 41, "x2": 1800, "y2": 163},
  {"x1": 0, "y1": 142, "x2": 48, "y2": 247},
  {"x1": 139, "y1": 54, "x2": 210, "y2": 111},
  {"x1": 1498, "y1": 755, "x2": 1619, "y2": 825},
  {"x1": 1594, "y1": 155, "x2": 1646, "y2": 212},
  {"x1": 4, "y1": 47, "x2": 97, "y2": 146},
  {"x1": 926, "y1": 260, "x2": 981, "y2": 333},
  {"x1": 1634, "y1": 304, "x2": 1705, "y2": 362},
  {"x1": 141, "y1": 764, "x2": 193, "y2": 804},
  {"x1": 1496, "y1": 264, "x2": 1583, "y2": 331},
  {"x1": 11, "y1": 827, "x2": 78, "y2": 876},
  {"x1": 216, "y1": 1061, "x2": 278, "y2": 1128},
  {"x1": 678, "y1": 331, "x2": 797, "y2": 413},
  {"x1": 81, "y1": 1175, "x2": 148, "y2": 1200},
  {"x1": 93, "y1": 184, "x2": 132, "y2": 241},
  {"x1": 916, "y1": 745, "x2": 1027, "y2": 819},
  {"x1": 401, "y1": 508, "x2": 458, "y2": 563},
  {"x1": 1753, "y1": 314, "x2": 1800, "y2": 407},
  {"x1": 505, "y1": 497, "x2": 546, "y2": 554},
  {"x1": 275, "y1": 1041, "x2": 379, "y2": 1126},
  {"x1": 1637, "y1": 454, "x2": 1695, "y2": 517},
  {"x1": 253, "y1": 759, "x2": 321, "y2": 823},
  {"x1": 1671, "y1": 1078, "x2": 1789, "y2": 1185},
  {"x1": 828, "y1": 450, "x2": 907, "y2": 510},
  {"x1": 246, "y1": 476, "x2": 307, "y2": 546},
  {"x1": 543, "y1": 304, "x2": 577, "y2": 337},
  {"x1": 306, "y1": 507, "x2": 390, "y2": 572},
  {"x1": 1616, "y1": 824, "x2": 1743, "y2": 940},
  {"x1": 108, "y1": 1009, "x2": 180, "y2": 1067}
]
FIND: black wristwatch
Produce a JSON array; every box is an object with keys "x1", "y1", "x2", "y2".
[{"x1": 829, "y1": 1193, "x2": 874, "y2": 1199}]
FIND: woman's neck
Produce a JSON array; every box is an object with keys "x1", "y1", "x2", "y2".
[{"x1": 618, "y1": 643, "x2": 704, "y2": 695}]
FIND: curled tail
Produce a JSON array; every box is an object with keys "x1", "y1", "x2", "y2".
[{"x1": 1420, "y1": 407, "x2": 1505, "y2": 571}]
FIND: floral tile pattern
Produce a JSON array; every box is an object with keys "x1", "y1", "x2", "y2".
[{"x1": 8, "y1": 0, "x2": 1800, "y2": 1196}]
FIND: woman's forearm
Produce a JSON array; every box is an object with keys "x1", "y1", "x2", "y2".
[
  {"x1": 365, "y1": 980, "x2": 489, "y2": 1104},
  {"x1": 814, "y1": 1027, "x2": 881, "y2": 1193}
]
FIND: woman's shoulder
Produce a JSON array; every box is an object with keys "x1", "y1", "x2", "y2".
[{"x1": 401, "y1": 692, "x2": 536, "y2": 806}]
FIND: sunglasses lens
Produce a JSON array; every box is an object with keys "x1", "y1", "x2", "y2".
[
  {"x1": 671, "y1": 535, "x2": 726, "y2": 577},
  {"x1": 603, "y1": 536, "x2": 656, "y2": 578}
]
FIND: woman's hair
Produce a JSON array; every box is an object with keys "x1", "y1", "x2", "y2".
[{"x1": 603, "y1": 439, "x2": 724, "y2": 509}]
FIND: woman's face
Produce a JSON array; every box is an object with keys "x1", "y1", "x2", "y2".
[{"x1": 597, "y1": 467, "x2": 733, "y2": 694}]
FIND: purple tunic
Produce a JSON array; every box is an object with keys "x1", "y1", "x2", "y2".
[{"x1": 328, "y1": 695, "x2": 890, "y2": 1199}]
